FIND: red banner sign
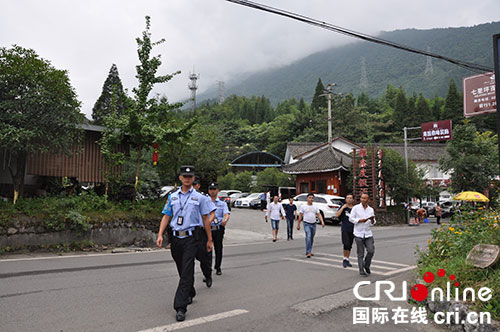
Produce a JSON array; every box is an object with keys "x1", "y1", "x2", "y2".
[
  {"x1": 421, "y1": 120, "x2": 452, "y2": 142},
  {"x1": 463, "y1": 72, "x2": 497, "y2": 117}
]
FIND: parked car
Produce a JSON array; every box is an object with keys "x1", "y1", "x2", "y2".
[
  {"x1": 421, "y1": 201, "x2": 437, "y2": 216},
  {"x1": 267, "y1": 186, "x2": 297, "y2": 201},
  {"x1": 235, "y1": 193, "x2": 261, "y2": 208},
  {"x1": 230, "y1": 192, "x2": 250, "y2": 207},
  {"x1": 160, "y1": 186, "x2": 176, "y2": 198},
  {"x1": 282, "y1": 193, "x2": 345, "y2": 225},
  {"x1": 439, "y1": 200, "x2": 460, "y2": 218},
  {"x1": 217, "y1": 192, "x2": 232, "y2": 211},
  {"x1": 219, "y1": 190, "x2": 242, "y2": 197}
]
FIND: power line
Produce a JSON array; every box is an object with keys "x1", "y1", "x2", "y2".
[{"x1": 226, "y1": 0, "x2": 493, "y2": 73}]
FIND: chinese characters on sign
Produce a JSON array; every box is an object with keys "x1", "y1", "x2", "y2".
[
  {"x1": 463, "y1": 72, "x2": 497, "y2": 117},
  {"x1": 352, "y1": 147, "x2": 386, "y2": 210},
  {"x1": 353, "y1": 307, "x2": 429, "y2": 325},
  {"x1": 421, "y1": 120, "x2": 452, "y2": 142}
]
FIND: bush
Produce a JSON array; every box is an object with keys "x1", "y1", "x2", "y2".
[{"x1": 417, "y1": 206, "x2": 500, "y2": 320}]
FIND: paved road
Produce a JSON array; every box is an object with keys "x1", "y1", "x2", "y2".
[{"x1": 0, "y1": 208, "x2": 448, "y2": 332}]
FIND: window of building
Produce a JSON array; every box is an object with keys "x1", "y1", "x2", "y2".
[
  {"x1": 317, "y1": 180, "x2": 326, "y2": 194},
  {"x1": 300, "y1": 183, "x2": 309, "y2": 193}
]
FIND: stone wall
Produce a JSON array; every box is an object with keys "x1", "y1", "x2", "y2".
[
  {"x1": 0, "y1": 216, "x2": 161, "y2": 250},
  {"x1": 375, "y1": 209, "x2": 406, "y2": 226}
]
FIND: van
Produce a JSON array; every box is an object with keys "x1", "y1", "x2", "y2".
[{"x1": 267, "y1": 186, "x2": 296, "y2": 201}]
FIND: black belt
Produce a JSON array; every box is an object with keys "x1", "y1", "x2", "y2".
[
  {"x1": 211, "y1": 225, "x2": 221, "y2": 230},
  {"x1": 173, "y1": 227, "x2": 197, "y2": 237}
]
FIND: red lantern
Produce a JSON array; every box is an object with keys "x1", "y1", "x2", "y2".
[{"x1": 152, "y1": 143, "x2": 159, "y2": 166}]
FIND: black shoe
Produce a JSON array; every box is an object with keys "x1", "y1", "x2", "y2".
[
  {"x1": 187, "y1": 297, "x2": 193, "y2": 305},
  {"x1": 272, "y1": 239, "x2": 276, "y2": 242},
  {"x1": 343, "y1": 259, "x2": 348, "y2": 268},
  {"x1": 205, "y1": 277, "x2": 212, "y2": 288},
  {"x1": 346, "y1": 260, "x2": 352, "y2": 267},
  {"x1": 359, "y1": 272, "x2": 368, "y2": 277},
  {"x1": 216, "y1": 269, "x2": 222, "y2": 275},
  {"x1": 176, "y1": 310, "x2": 186, "y2": 321},
  {"x1": 365, "y1": 267, "x2": 371, "y2": 275}
]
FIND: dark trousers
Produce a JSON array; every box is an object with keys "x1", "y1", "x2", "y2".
[
  {"x1": 355, "y1": 236, "x2": 375, "y2": 274},
  {"x1": 195, "y1": 230, "x2": 212, "y2": 279},
  {"x1": 286, "y1": 217, "x2": 294, "y2": 239},
  {"x1": 212, "y1": 226, "x2": 225, "y2": 270},
  {"x1": 436, "y1": 216, "x2": 441, "y2": 224},
  {"x1": 170, "y1": 235, "x2": 199, "y2": 312}
]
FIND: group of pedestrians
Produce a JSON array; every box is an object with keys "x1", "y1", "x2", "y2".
[
  {"x1": 157, "y1": 167, "x2": 378, "y2": 322},
  {"x1": 264, "y1": 192, "x2": 376, "y2": 276},
  {"x1": 156, "y1": 166, "x2": 230, "y2": 322}
]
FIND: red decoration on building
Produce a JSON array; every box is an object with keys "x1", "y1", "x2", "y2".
[{"x1": 152, "y1": 143, "x2": 159, "y2": 166}]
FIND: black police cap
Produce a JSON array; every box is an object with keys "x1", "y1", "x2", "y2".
[
  {"x1": 180, "y1": 165, "x2": 195, "y2": 176},
  {"x1": 208, "y1": 182, "x2": 219, "y2": 189},
  {"x1": 193, "y1": 176, "x2": 201, "y2": 185}
]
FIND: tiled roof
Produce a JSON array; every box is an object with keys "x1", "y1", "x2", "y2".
[
  {"x1": 377, "y1": 143, "x2": 448, "y2": 161},
  {"x1": 286, "y1": 142, "x2": 323, "y2": 159},
  {"x1": 283, "y1": 146, "x2": 352, "y2": 174}
]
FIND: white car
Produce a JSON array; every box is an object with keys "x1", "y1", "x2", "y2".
[
  {"x1": 282, "y1": 193, "x2": 345, "y2": 224},
  {"x1": 230, "y1": 192, "x2": 249, "y2": 207},
  {"x1": 160, "y1": 186, "x2": 176, "y2": 198},
  {"x1": 235, "y1": 193, "x2": 261, "y2": 208}
]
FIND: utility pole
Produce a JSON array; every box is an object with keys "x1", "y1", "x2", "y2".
[
  {"x1": 322, "y1": 83, "x2": 338, "y2": 146},
  {"x1": 404, "y1": 125, "x2": 422, "y2": 224}
]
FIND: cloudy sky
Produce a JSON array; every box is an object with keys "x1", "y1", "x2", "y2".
[{"x1": 1, "y1": 0, "x2": 499, "y2": 119}]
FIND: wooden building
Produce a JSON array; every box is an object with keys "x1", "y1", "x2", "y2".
[
  {"x1": 0, "y1": 124, "x2": 129, "y2": 196},
  {"x1": 282, "y1": 140, "x2": 355, "y2": 197}
]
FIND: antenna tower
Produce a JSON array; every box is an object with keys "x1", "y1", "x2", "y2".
[
  {"x1": 217, "y1": 81, "x2": 225, "y2": 104},
  {"x1": 188, "y1": 69, "x2": 200, "y2": 111}
]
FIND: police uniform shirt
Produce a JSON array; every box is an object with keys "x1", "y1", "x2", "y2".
[
  {"x1": 211, "y1": 197, "x2": 230, "y2": 226},
  {"x1": 162, "y1": 187, "x2": 215, "y2": 236}
]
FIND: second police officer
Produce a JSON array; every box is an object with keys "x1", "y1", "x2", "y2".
[
  {"x1": 156, "y1": 166, "x2": 215, "y2": 322},
  {"x1": 193, "y1": 176, "x2": 215, "y2": 288},
  {"x1": 207, "y1": 181, "x2": 230, "y2": 275}
]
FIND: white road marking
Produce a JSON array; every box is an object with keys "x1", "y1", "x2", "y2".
[
  {"x1": 315, "y1": 253, "x2": 410, "y2": 267},
  {"x1": 136, "y1": 309, "x2": 249, "y2": 332},
  {"x1": 286, "y1": 253, "x2": 416, "y2": 276}
]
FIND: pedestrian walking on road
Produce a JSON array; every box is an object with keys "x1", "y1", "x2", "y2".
[
  {"x1": 156, "y1": 166, "x2": 215, "y2": 322},
  {"x1": 336, "y1": 194, "x2": 355, "y2": 268},
  {"x1": 265, "y1": 195, "x2": 286, "y2": 242},
  {"x1": 297, "y1": 193, "x2": 325, "y2": 257},
  {"x1": 260, "y1": 192, "x2": 267, "y2": 211},
  {"x1": 193, "y1": 176, "x2": 215, "y2": 289},
  {"x1": 283, "y1": 197, "x2": 297, "y2": 240},
  {"x1": 435, "y1": 203, "x2": 442, "y2": 225},
  {"x1": 349, "y1": 193, "x2": 376, "y2": 277},
  {"x1": 207, "y1": 181, "x2": 230, "y2": 275}
]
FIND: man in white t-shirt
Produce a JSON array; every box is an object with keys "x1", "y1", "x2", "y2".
[
  {"x1": 265, "y1": 195, "x2": 286, "y2": 242},
  {"x1": 297, "y1": 193, "x2": 325, "y2": 257},
  {"x1": 349, "y1": 193, "x2": 376, "y2": 277}
]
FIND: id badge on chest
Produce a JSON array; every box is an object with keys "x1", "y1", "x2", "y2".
[
  {"x1": 214, "y1": 218, "x2": 219, "y2": 224},
  {"x1": 177, "y1": 216, "x2": 184, "y2": 226}
]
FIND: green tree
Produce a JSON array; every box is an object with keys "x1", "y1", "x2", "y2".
[
  {"x1": 310, "y1": 78, "x2": 326, "y2": 112},
  {"x1": 440, "y1": 122, "x2": 498, "y2": 193},
  {"x1": 255, "y1": 168, "x2": 294, "y2": 192},
  {"x1": 381, "y1": 147, "x2": 423, "y2": 204},
  {"x1": 442, "y1": 79, "x2": 463, "y2": 126},
  {"x1": 232, "y1": 171, "x2": 253, "y2": 192},
  {"x1": 92, "y1": 64, "x2": 129, "y2": 125},
  {"x1": 218, "y1": 172, "x2": 236, "y2": 190},
  {"x1": 126, "y1": 16, "x2": 182, "y2": 193},
  {"x1": 0, "y1": 45, "x2": 83, "y2": 202},
  {"x1": 415, "y1": 93, "x2": 433, "y2": 124},
  {"x1": 392, "y1": 87, "x2": 408, "y2": 131}
]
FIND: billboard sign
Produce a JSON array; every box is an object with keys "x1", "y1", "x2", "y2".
[
  {"x1": 421, "y1": 120, "x2": 452, "y2": 142},
  {"x1": 463, "y1": 72, "x2": 497, "y2": 117}
]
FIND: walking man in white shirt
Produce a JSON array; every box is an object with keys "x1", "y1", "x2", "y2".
[
  {"x1": 349, "y1": 193, "x2": 376, "y2": 277},
  {"x1": 297, "y1": 193, "x2": 325, "y2": 257},
  {"x1": 265, "y1": 195, "x2": 286, "y2": 242}
]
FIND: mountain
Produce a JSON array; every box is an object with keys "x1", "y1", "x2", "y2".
[{"x1": 198, "y1": 21, "x2": 499, "y2": 105}]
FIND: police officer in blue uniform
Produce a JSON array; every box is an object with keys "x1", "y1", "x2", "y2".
[
  {"x1": 193, "y1": 176, "x2": 215, "y2": 287},
  {"x1": 207, "y1": 182, "x2": 230, "y2": 275},
  {"x1": 156, "y1": 166, "x2": 215, "y2": 322}
]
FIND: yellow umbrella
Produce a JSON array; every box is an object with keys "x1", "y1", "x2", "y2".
[{"x1": 452, "y1": 191, "x2": 489, "y2": 202}]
